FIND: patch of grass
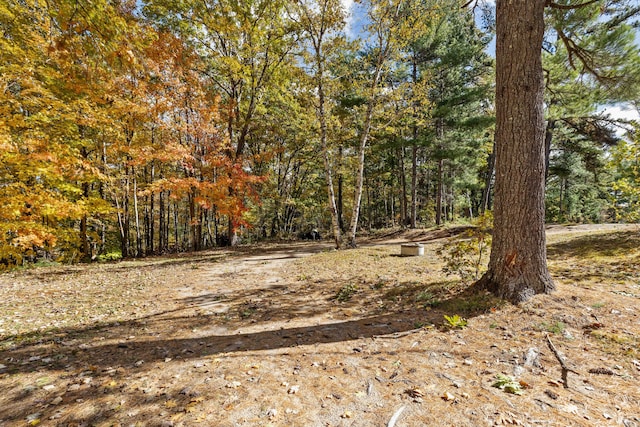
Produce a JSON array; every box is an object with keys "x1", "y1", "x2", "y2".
[
  {"x1": 239, "y1": 308, "x2": 255, "y2": 319},
  {"x1": 435, "y1": 291, "x2": 505, "y2": 315},
  {"x1": 536, "y1": 321, "x2": 565, "y2": 334},
  {"x1": 589, "y1": 330, "x2": 638, "y2": 357},
  {"x1": 548, "y1": 231, "x2": 640, "y2": 260},
  {"x1": 372, "y1": 279, "x2": 387, "y2": 290},
  {"x1": 334, "y1": 284, "x2": 358, "y2": 302},
  {"x1": 416, "y1": 290, "x2": 434, "y2": 302}
]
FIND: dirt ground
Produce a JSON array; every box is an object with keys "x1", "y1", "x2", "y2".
[{"x1": 0, "y1": 224, "x2": 639, "y2": 426}]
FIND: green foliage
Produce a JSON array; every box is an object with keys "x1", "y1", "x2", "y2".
[
  {"x1": 437, "y1": 213, "x2": 492, "y2": 282},
  {"x1": 492, "y1": 374, "x2": 523, "y2": 395},
  {"x1": 537, "y1": 321, "x2": 566, "y2": 335},
  {"x1": 334, "y1": 283, "x2": 358, "y2": 302},
  {"x1": 97, "y1": 252, "x2": 122, "y2": 262},
  {"x1": 608, "y1": 131, "x2": 640, "y2": 222},
  {"x1": 443, "y1": 314, "x2": 467, "y2": 329}
]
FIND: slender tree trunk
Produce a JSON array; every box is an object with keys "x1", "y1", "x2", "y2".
[
  {"x1": 159, "y1": 190, "x2": 166, "y2": 253},
  {"x1": 116, "y1": 174, "x2": 130, "y2": 259},
  {"x1": 559, "y1": 178, "x2": 565, "y2": 218},
  {"x1": 99, "y1": 141, "x2": 107, "y2": 256},
  {"x1": 410, "y1": 142, "x2": 418, "y2": 228},
  {"x1": 348, "y1": 95, "x2": 378, "y2": 247},
  {"x1": 317, "y1": 58, "x2": 342, "y2": 249},
  {"x1": 133, "y1": 173, "x2": 142, "y2": 257},
  {"x1": 337, "y1": 145, "x2": 344, "y2": 231},
  {"x1": 544, "y1": 119, "x2": 555, "y2": 181},
  {"x1": 148, "y1": 164, "x2": 155, "y2": 254},
  {"x1": 80, "y1": 182, "x2": 90, "y2": 261},
  {"x1": 410, "y1": 57, "x2": 419, "y2": 229},
  {"x1": 481, "y1": 139, "x2": 496, "y2": 214},
  {"x1": 436, "y1": 158, "x2": 444, "y2": 226},
  {"x1": 435, "y1": 118, "x2": 445, "y2": 226},
  {"x1": 173, "y1": 201, "x2": 179, "y2": 251},
  {"x1": 347, "y1": 42, "x2": 389, "y2": 247},
  {"x1": 115, "y1": 192, "x2": 128, "y2": 259},
  {"x1": 397, "y1": 144, "x2": 408, "y2": 227},
  {"x1": 475, "y1": 0, "x2": 554, "y2": 303}
]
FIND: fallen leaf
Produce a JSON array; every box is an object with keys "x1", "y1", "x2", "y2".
[
  {"x1": 442, "y1": 391, "x2": 455, "y2": 401},
  {"x1": 518, "y1": 380, "x2": 532, "y2": 389},
  {"x1": 26, "y1": 414, "x2": 41, "y2": 426},
  {"x1": 494, "y1": 412, "x2": 524, "y2": 425},
  {"x1": 405, "y1": 387, "x2": 424, "y2": 399},
  {"x1": 266, "y1": 408, "x2": 277, "y2": 419}
]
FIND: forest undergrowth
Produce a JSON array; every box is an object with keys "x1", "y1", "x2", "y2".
[{"x1": 0, "y1": 225, "x2": 639, "y2": 426}]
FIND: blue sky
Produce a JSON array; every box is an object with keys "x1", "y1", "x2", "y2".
[{"x1": 340, "y1": 0, "x2": 639, "y2": 125}]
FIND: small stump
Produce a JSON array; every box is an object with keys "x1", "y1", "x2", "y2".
[{"x1": 400, "y1": 243, "x2": 424, "y2": 257}]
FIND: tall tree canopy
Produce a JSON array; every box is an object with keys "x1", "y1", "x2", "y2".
[{"x1": 1, "y1": 0, "x2": 638, "y2": 269}]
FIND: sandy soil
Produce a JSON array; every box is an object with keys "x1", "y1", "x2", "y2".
[{"x1": 0, "y1": 225, "x2": 639, "y2": 426}]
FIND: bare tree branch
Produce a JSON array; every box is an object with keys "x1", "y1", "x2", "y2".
[{"x1": 545, "y1": 0, "x2": 600, "y2": 10}]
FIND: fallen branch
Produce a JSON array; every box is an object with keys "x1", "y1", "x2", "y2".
[
  {"x1": 546, "y1": 334, "x2": 579, "y2": 389},
  {"x1": 373, "y1": 327, "x2": 423, "y2": 339},
  {"x1": 387, "y1": 405, "x2": 406, "y2": 427}
]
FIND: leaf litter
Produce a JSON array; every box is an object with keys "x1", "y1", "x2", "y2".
[{"x1": 0, "y1": 226, "x2": 639, "y2": 426}]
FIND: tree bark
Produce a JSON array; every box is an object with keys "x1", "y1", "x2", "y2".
[
  {"x1": 80, "y1": 182, "x2": 90, "y2": 261},
  {"x1": 159, "y1": 190, "x2": 166, "y2": 253},
  {"x1": 397, "y1": 143, "x2": 408, "y2": 227},
  {"x1": 337, "y1": 145, "x2": 344, "y2": 231},
  {"x1": 435, "y1": 118, "x2": 445, "y2": 226},
  {"x1": 316, "y1": 48, "x2": 342, "y2": 249},
  {"x1": 348, "y1": 95, "x2": 377, "y2": 247},
  {"x1": 481, "y1": 139, "x2": 496, "y2": 214},
  {"x1": 133, "y1": 173, "x2": 142, "y2": 257},
  {"x1": 410, "y1": 57, "x2": 419, "y2": 229},
  {"x1": 475, "y1": 0, "x2": 555, "y2": 303},
  {"x1": 544, "y1": 119, "x2": 556, "y2": 181},
  {"x1": 436, "y1": 158, "x2": 444, "y2": 226}
]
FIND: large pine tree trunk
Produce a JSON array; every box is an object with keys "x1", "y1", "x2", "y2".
[{"x1": 476, "y1": 0, "x2": 554, "y2": 303}]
